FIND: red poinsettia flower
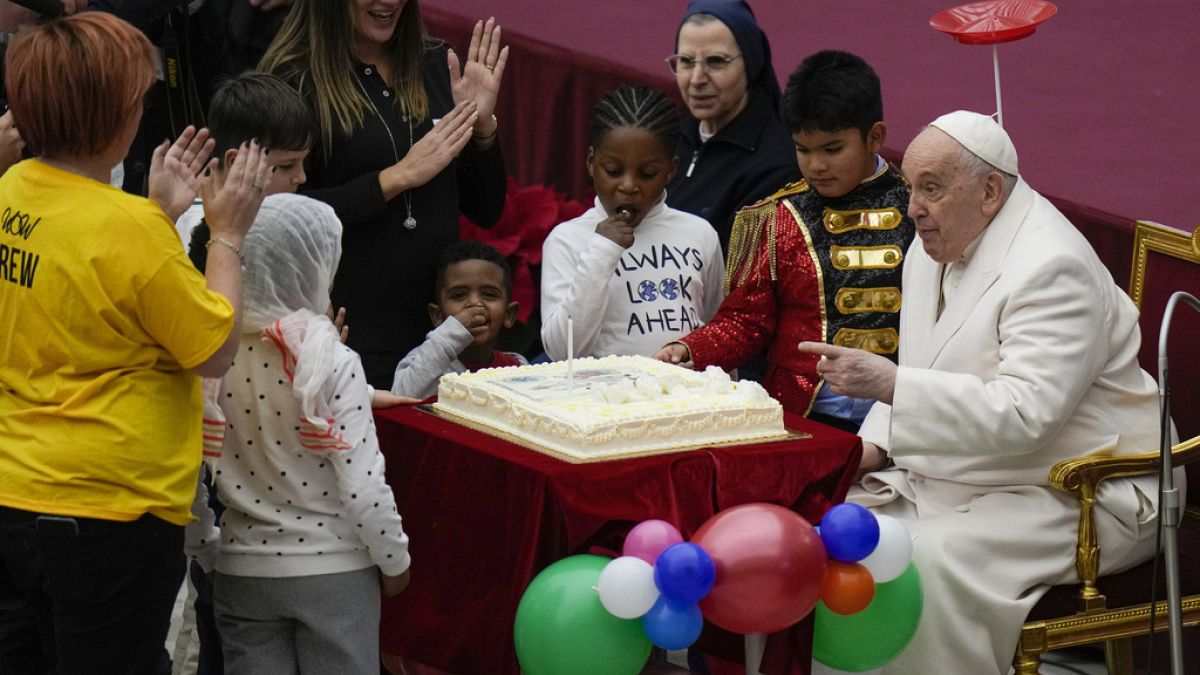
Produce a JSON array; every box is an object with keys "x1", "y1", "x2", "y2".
[{"x1": 460, "y1": 178, "x2": 587, "y2": 323}]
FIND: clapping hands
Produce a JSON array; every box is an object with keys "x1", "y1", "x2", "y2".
[
  {"x1": 198, "y1": 140, "x2": 272, "y2": 242},
  {"x1": 148, "y1": 126, "x2": 216, "y2": 222},
  {"x1": 448, "y1": 17, "x2": 507, "y2": 137}
]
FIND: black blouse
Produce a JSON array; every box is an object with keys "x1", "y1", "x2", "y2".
[
  {"x1": 298, "y1": 42, "x2": 507, "y2": 388},
  {"x1": 666, "y1": 87, "x2": 799, "y2": 253}
]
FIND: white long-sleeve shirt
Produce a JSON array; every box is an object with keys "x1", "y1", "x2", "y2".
[
  {"x1": 208, "y1": 335, "x2": 410, "y2": 578},
  {"x1": 540, "y1": 196, "x2": 723, "y2": 359}
]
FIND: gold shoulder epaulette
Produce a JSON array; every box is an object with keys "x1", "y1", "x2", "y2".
[
  {"x1": 766, "y1": 179, "x2": 810, "y2": 201},
  {"x1": 723, "y1": 181, "x2": 809, "y2": 293}
]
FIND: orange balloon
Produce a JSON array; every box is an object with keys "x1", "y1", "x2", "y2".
[{"x1": 821, "y1": 561, "x2": 876, "y2": 615}]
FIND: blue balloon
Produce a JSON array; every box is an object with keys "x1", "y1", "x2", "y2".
[
  {"x1": 642, "y1": 597, "x2": 703, "y2": 650},
  {"x1": 820, "y1": 503, "x2": 881, "y2": 562},
  {"x1": 653, "y1": 542, "x2": 716, "y2": 603}
]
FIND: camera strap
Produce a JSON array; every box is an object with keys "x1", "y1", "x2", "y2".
[{"x1": 161, "y1": 0, "x2": 206, "y2": 137}]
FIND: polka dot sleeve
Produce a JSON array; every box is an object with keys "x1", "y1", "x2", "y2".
[{"x1": 322, "y1": 344, "x2": 411, "y2": 576}]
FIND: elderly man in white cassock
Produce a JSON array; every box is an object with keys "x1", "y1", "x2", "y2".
[{"x1": 798, "y1": 110, "x2": 1176, "y2": 673}]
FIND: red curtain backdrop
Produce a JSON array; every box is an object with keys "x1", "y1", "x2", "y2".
[{"x1": 422, "y1": 0, "x2": 1199, "y2": 232}]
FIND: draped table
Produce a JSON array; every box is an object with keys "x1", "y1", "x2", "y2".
[{"x1": 376, "y1": 405, "x2": 861, "y2": 675}]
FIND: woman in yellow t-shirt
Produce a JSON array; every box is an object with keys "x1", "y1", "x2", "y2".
[{"x1": 0, "y1": 12, "x2": 270, "y2": 673}]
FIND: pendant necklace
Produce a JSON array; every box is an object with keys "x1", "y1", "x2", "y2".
[{"x1": 353, "y1": 67, "x2": 417, "y2": 230}]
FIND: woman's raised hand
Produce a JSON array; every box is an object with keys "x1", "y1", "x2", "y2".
[
  {"x1": 447, "y1": 17, "x2": 507, "y2": 136},
  {"x1": 148, "y1": 126, "x2": 215, "y2": 222},
  {"x1": 199, "y1": 141, "x2": 272, "y2": 241},
  {"x1": 380, "y1": 101, "x2": 477, "y2": 199}
]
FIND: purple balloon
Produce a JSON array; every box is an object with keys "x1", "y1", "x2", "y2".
[
  {"x1": 623, "y1": 519, "x2": 683, "y2": 564},
  {"x1": 654, "y1": 542, "x2": 716, "y2": 603},
  {"x1": 820, "y1": 503, "x2": 881, "y2": 562}
]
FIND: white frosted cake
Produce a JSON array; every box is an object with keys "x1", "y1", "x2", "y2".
[{"x1": 433, "y1": 355, "x2": 788, "y2": 462}]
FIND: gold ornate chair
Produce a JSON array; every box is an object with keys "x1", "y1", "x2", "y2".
[{"x1": 1014, "y1": 221, "x2": 1200, "y2": 674}]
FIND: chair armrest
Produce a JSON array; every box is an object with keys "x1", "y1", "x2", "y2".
[
  {"x1": 1050, "y1": 435, "x2": 1200, "y2": 495},
  {"x1": 1045, "y1": 435, "x2": 1200, "y2": 612}
]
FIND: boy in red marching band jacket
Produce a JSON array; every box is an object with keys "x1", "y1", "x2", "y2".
[{"x1": 657, "y1": 50, "x2": 915, "y2": 431}]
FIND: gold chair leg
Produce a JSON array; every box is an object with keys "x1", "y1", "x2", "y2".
[
  {"x1": 1104, "y1": 638, "x2": 1133, "y2": 675},
  {"x1": 1013, "y1": 649, "x2": 1042, "y2": 675}
]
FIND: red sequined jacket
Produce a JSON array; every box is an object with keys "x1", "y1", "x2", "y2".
[{"x1": 681, "y1": 166, "x2": 914, "y2": 415}]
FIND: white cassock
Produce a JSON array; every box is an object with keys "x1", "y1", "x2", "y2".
[{"x1": 852, "y1": 178, "x2": 1175, "y2": 673}]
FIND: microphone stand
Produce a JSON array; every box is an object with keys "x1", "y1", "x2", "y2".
[{"x1": 1155, "y1": 290, "x2": 1200, "y2": 675}]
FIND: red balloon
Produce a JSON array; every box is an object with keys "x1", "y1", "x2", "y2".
[
  {"x1": 820, "y1": 561, "x2": 876, "y2": 615},
  {"x1": 693, "y1": 503, "x2": 828, "y2": 634}
]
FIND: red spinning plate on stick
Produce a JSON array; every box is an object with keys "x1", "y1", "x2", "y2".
[{"x1": 930, "y1": 0, "x2": 1057, "y2": 45}]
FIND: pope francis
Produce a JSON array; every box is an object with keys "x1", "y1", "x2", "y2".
[{"x1": 800, "y1": 110, "x2": 1173, "y2": 673}]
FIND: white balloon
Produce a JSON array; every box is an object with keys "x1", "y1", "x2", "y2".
[
  {"x1": 812, "y1": 659, "x2": 881, "y2": 675},
  {"x1": 596, "y1": 556, "x2": 659, "y2": 619},
  {"x1": 860, "y1": 514, "x2": 913, "y2": 583}
]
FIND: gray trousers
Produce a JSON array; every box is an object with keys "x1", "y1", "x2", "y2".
[{"x1": 213, "y1": 567, "x2": 381, "y2": 675}]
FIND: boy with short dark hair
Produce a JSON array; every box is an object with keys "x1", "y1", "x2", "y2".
[
  {"x1": 390, "y1": 240, "x2": 526, "y2": 399},
  {"x1": 182, "y1": 71, "x2": 316, "y2": 269},
  {"x1": 656, "y1": 49, "x2": 915, "y2": 431},
  {"x1": 174, "y1": 71, "x2": 317, "y2": 674}
]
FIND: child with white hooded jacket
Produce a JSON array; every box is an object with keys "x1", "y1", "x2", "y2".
[{"x1": 196, "y1": 193, "x2": 410, "y2": 674}]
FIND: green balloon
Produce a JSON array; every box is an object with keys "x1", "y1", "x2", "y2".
[
  {"x1": 813, "y1": 561, "x2": 923, "y2": 671},
  {"x1": 514, "y1": 554, "x2": 652, "y2": 675}
]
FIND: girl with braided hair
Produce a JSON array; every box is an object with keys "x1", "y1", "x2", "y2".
[{"x1": 540, "y1": 84, "x2": 723, "y2": 360}]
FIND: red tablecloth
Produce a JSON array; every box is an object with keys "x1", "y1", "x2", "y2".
[{"x1": 377, "y1": 405, "x2": 861, "y2": 675}]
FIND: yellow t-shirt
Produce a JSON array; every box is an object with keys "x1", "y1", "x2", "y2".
[{"x1": 0, "y1": 159, "x2": 234, "y2": 525}]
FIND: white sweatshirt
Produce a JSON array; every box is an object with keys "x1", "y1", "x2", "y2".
[
  {"x1": 207, "y1": 335, "x2": 411, "y2": 578},
  {"x1": 540, "y1": 196, "x2": 723, "y2": 360}
]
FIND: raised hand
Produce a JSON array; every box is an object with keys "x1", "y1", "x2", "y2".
[
  {"x1": 447, "y1": 17, "x2": 507, "y2": 135},
  {"x1": 198, "y1": 141, "x2": 271, "y2": 242},
  {"x1": 148, "y1": 126, "x2": 215, "y2": 222},
  {"x1": 381, "y1": 101, "x2": 477, "y2": 198}
]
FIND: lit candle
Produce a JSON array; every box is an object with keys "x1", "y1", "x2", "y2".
[{"x1": 567, "y1": 315, "x2": 574, "y2": 389}]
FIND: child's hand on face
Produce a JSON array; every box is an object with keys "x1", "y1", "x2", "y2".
[
  {"x1": 454, "y1": 305, "x2": 491, "y2": 338},
  {"x1": 595, "y1": 210, "x2": 635, "y2": 249}
]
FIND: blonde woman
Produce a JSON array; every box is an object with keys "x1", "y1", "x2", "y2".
[{"x1": 261, "y1": 0, "x2": 509, "y2": 388}]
